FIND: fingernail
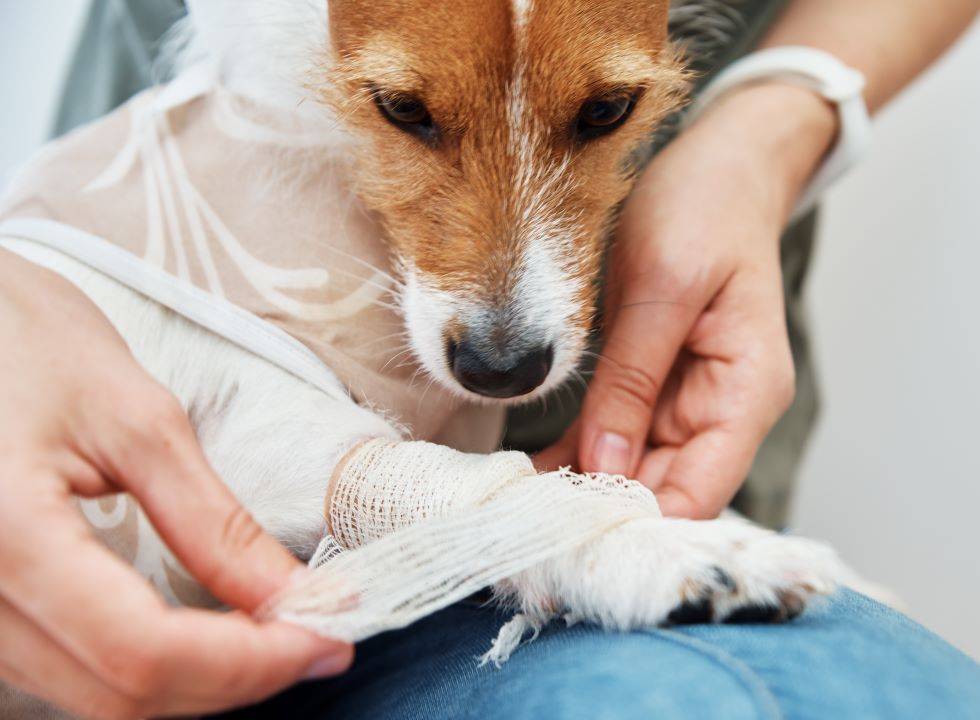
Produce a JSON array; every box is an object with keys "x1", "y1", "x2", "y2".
[
  {"x1": 593, "y1": 432, "x2": 631, "y2": 476},
  {"x1": 304, "y1": 647, "x2": 353, "y2": 680}
]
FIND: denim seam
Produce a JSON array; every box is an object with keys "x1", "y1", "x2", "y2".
[{"x1": 645, "y1": 628, "x2": 784, "y2": 720}]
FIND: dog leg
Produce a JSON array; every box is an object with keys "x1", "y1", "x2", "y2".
[
  {"x1": 500, "y1": 514, "x2": 843, "y2": 633},
  {"x1": 276, "y1": 438, "x2": 840, "y2": 654},
  {"x1": 2, "y1": 240, "x2": 399, "y2": 566}
]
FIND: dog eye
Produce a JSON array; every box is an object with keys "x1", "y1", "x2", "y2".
[
  {"x1": 372, "y1": 90, "x2": 437, "y2": 142},
  {"x1": 379, "y1": 95, "x2": 429, "y2": 124},
  {"x1": 576, "y1": 92, "x2": 638, "y2": 140}
]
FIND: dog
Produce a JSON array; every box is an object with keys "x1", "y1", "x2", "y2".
[{"x1": 0, "y1": 0, "x2": 843, "y2": 642}]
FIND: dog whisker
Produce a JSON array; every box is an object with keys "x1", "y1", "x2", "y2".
[
  {"x1": 381, "y1": 347, "x2": 417, "y2": 373},
  {"x1": 314, "y1": 242, "x2": 402, "y2": 288}
]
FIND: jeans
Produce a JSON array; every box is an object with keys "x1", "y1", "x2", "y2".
[{"x1": 215, "y1": 590, "x2": 980, "y2": 719}]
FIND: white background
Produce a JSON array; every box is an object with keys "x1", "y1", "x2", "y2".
[{"x1": 1, "y1": 2, "x2": 978, "y2": 659}]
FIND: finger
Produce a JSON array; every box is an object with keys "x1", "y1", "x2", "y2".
[
  {"x1": 149, "y1": 609, "x2": 354, "y2": 714},
  {"x1": 83, "y1": 388, "x2": 303, "y2": 611},
  {"x1": 1, "y1": 595, "x2": 352, "y2": 718},
  {"x1": 578, "y1": 273, "x2": 705, "y2": 477},
  {"x1": 0, "y1": 487, "x2": 350, "y2": 716},
  {"x1": 645, "y1": 357, "x2": 689, "y2": 447},
  {"x1": 647, "y1": 427, "x2": 758, "y2": 519},
  {"x1": 634, "y1": 445, "x2": 678, "y2": 492}
]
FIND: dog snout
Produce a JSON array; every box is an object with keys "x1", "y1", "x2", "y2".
[{"x1": 448, "y1": 339, "x2": 553, "y2": 399}]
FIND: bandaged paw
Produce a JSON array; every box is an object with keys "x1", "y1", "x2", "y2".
[
  {"x1": 498, "y1": 516, "x2": 842, "y2": 635},
  {"x1": 269, "y1": 439, "x2": 840, "y2": 663},
  {"x1": 270, "y1": 438, "x2": 661, "y2": 643}
]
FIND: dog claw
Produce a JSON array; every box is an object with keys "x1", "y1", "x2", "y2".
[
  {"x1": 780, "y1": 591, "x2": 806, "y2": 621},
  {"x1": 667, "y1": 597, "x2": 714, "y2": 625},
  {"x1": 722, "y1": 603, "x2": 784, "y2": 624},
  {"x1": 722, "y1": 591, "x2": 809, "y2": 624}
]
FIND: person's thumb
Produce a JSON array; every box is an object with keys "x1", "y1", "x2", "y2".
[{"x1": 578, "y1": 283, "x2": 698, "y2": 478}]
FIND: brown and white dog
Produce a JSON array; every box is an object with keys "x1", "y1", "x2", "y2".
[
  {"x1": 0, "y1": 0, "x2": 844, "y2": 637},
  {"x1": 323, "y1": 0, "x2": 687, "y2": 401}
]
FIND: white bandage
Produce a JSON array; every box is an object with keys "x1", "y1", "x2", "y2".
[
  {"x1": 327, "y1": 440, "x2": 537, "y2": 548},
  {"x1": 268, "y1": 438, "x2": 661, "y2": 643}
]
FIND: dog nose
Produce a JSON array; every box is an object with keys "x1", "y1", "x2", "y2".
[{"x1": 449, "y1": 341, "x2": 553, "y2": 398}]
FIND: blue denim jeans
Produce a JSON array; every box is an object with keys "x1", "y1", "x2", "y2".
[{"x1": 215, "y1": 590, "x2": 979, "y2": 719}]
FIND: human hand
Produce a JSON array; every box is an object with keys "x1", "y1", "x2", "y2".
[
  {"x1": 0, "y1": 249, "x2": 351, "y2": 719},
  {"x1": 538, "y1": 83, "x2": 837, "y2": 519}
]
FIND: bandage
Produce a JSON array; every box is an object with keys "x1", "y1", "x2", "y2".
[{"x1": 268, "y1": 438, "x2": 661, "y2": 645}]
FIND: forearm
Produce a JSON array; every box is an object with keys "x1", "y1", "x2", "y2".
[
  {"x1": 680, "y1": 2, "x2": 976, "y2": 220},
  {"x1": 761, "y1": 0, "x2": 977, "y2": 113}
]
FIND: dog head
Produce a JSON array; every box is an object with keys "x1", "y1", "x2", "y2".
[{"x1": 322, "y1": 0, "x2": 686, "y2": 402}]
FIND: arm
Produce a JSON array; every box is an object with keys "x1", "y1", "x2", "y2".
[
  {"x1": 761, "y1": 0, "x2": 978, "y2": 113},
  {"x1": 539, "y1": 3, "x2": 977, "y2": 518},
  {"x1": 0, "y1": 249, "x2": 350, "y2": 718},
  {"x1": 750, "y1": 0, "x2": 979, "y2": 199}
]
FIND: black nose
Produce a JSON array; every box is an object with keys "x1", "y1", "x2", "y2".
[{"x1": 449, "y1": 341, "x2": 554, "y2": 398}]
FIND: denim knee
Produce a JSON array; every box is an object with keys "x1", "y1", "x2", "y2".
[{"x1": 460, "y1": 624, "x2": 780, "y2": 720}]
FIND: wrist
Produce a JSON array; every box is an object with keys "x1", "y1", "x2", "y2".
[{"x1": 688, "y1": 81, "x2": 838, "y2": 217}]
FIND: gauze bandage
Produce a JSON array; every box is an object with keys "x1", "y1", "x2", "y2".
[{"x1": 269, "y1": 439, "x2": 662, "y2": 653}]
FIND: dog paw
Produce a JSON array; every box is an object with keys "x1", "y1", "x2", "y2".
[
  {"x1": 662, "y1": 540, "x2": 829, "y2": 626},
  {"x1": 498, "y1": 516, "x2": 843, "y2": 631}
]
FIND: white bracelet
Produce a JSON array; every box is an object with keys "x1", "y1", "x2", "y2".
[{"x1": 683, "y1": 46, "x2": 873, "y2": 222}]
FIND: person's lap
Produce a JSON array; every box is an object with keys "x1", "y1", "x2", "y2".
[{"x1": 213, "y1": 589, "x2": 980, "y2": 720}]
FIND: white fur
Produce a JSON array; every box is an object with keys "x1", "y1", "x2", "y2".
[
  {"x1": 177, "y1": 0, "x2": 340, "y2": 129},
  {"x1": 511, "y1": 0, "x2": 534, "y2": 30},
  {"x1": 513, "y1": 236, "x2": 588, "y2": 395},
  {"x1": 502, "y1": 516, "x2": 842, "y2": 630},
  {"x1": 507, "y1": 0, "x2": 533, "y2": 170},
  {"x1": 400, "y1": 270, "x2": 468, "y2": 398},
  {"x1": 400, "y1": 234, "x2": 589, "y2": 405}
]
